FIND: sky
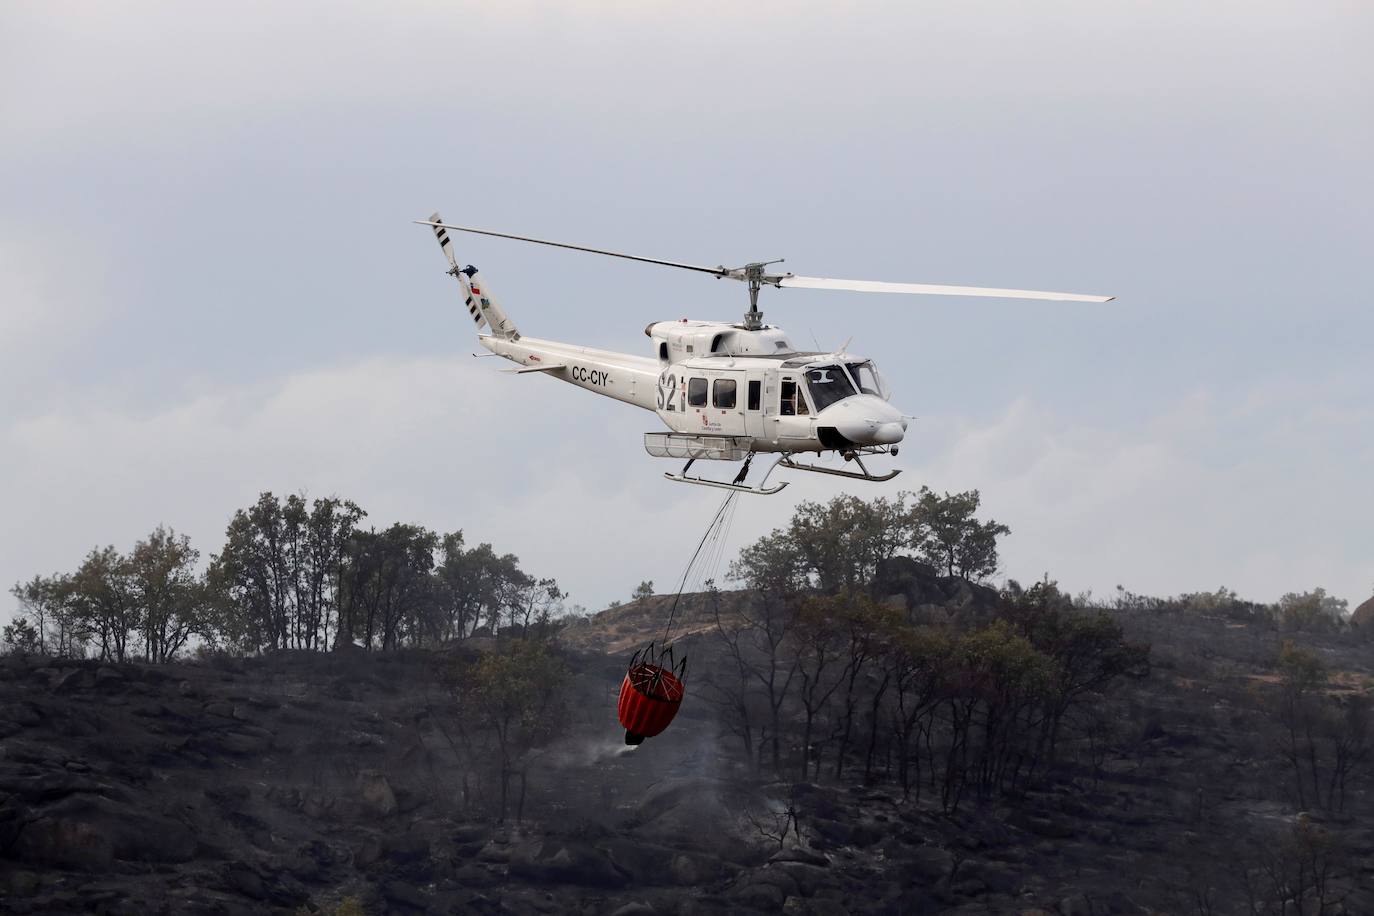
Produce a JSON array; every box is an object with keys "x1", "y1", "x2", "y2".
[{"x1": 2, "y1": 1, "x2": 1372, "y2": 619}]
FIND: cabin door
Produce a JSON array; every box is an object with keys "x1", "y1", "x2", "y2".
[
  {"x1": 745, "y1": 369, "x2": 772, "y2": 444},
  {"x1": 688, "y1": 370, "x2": 746, "y2": 437}
]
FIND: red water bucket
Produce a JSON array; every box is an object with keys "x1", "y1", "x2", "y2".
[{"x1": 617, "y1": 662, "x2": 685, "y2": 745}]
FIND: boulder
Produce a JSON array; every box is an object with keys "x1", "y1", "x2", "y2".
[
  {"x1": 784, "y1": 897, "x2": 847, "y2": 916},
  {"x1": 53, "y1": 668, "x2": 97, "y2": 693},
  {"x1": 603, "y1": 837, "x2": 679, "y2": 884},
  {"x1": 731, "y1": 879, "x2": 785, "y2": 910},
  {"x1": 609, "y1": 903, "x2": 657, "y2": 916},
  {"x1": 768, "y1": 860, "x2": 833, "y2": 896},
  {"x1": 455, "y1": 863, "x2": 500, "y2": 888},
  {"x1": 381, "y1": 830, "x2": 432, "y2": 865},
  {"x1": 382, "y1": 880, "x2": 431, "y2": 911},
  {"x1": 1, "y1": 701, "x2": 43, "y2": 727},
  {"x1": 872, "y1": 556, "x2": 942, "y2": 602},
  {"x1": 964, "y1": 860, "x2": 1022, "y2": 894},
  {"x1": 1352, "y1": 595, "x2": 1374, "y2": 634},
  {"x1": 768, "y1": 847, "x2": 829, "y2": 867},
  {"x1": 741, "y1": 865, "x2": 800, "y2": 899},
  {"x1": 1058, "y1": 893, "x2": 1092, "y2": 916},
  {"x1": 12, "y1": 794, "x2": 196, "y2": 868},
  {"x1": 14, "y1": 815, "x2": 115, "y2": 870},
  {"x1": 509, "y1": 838, "x2": 629, "y2": 888},
  {"x1": 357, "y1": 770, "x2": 397, "y2": 818},
  {"x1": 906, "y1": 844, "x2": 955, "y2": 881}
]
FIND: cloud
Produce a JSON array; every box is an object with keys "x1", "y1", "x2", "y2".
[
  {"x1": 0, "y1": 230, "x2": 110, "y2": 395},
  {"x1": 908, "y1": 376, "x2": 1374, "y2": 606}
]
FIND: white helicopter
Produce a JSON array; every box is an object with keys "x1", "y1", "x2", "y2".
[{"x1": 418, "y1": 214, "x2": 1113, "y2": 495}]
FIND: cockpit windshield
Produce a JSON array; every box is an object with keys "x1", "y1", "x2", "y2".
[
  {"x1": 846, "y1": 360, "x2": 889, "y2": 399},
  {"x1": 804, "y1": 365, "x2": 857, "y2": 411}
]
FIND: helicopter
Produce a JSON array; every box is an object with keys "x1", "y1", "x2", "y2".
[{"x1": 417, "y1": 214, "x2": 1113, "y2": 495}]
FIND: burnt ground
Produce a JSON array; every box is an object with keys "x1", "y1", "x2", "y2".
[{"x1": 2, "y1": 600, "x2": 1374, "y2": 915}]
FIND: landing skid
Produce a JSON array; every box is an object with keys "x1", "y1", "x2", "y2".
[
  {"x1": 664, "y1": 455, "x2": 789, "y2": 496},
  {"x1": 779, "y1": 454, "x2": 901, "y2": 482},
  {"x1": 664, "y1": 472, "x2": 789, "y2": 495}
]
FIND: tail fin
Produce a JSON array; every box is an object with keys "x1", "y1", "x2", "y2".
[{"x1": 428, "y1": 212, "x2": 519, "y2": 340}]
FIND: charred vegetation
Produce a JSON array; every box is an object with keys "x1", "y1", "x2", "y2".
[{"x1": 2, "y1": 491, "x2": 1372, "y2": 914}]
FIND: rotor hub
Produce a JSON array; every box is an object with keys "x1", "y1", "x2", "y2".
[{"x1": 720, "y1": 260, "x2": 789, "y2": 330}]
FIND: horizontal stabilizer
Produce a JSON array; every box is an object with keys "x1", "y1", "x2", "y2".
[{"x1": 502, "y1": 362, "x2": 566, "y2": 374}]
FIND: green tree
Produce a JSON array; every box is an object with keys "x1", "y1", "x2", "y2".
[
  {"x1": 825, "y1": 594, "x2": 903, "y2": 780},
  {"x1": 884, "y1": 625, "x2": 950, "y2": 799},
  {"x1": 128, "y1": 526, "x2": 206, "y2": 663},
  {"x1": 789, "y1": 596, "x2": 851, "y2": 780},
  {"x1": 504, "y1": 576, "x2": 563, "y2": 636},
  {"x1": 284, "y1": 495, "x2": 364, "y2": 651},
  {"x1": 632, "y1": 580, "x2": 655, "y2": 602},
  {"x1": 2, "y1": 617, "x2": 41, "y2": 655},
  {"x1": 211, "y1": 492, "x2": 366, "y2": 653},
  {"x1": 211, "y1": 493, "x2": 294, "y2": 652},
  {"x1": 1001, "y1": 578, "x2": 1150, "y2": 758},
  {"x1": 9, "y1": 574, "x2": 88, "y2": 657},
  {"x1": 451, "y1": 638, "x2": 569, "y2": 821},
  {"x1": 1276, "y1": 640, "x2": 1327, "y2": 809},
  {"x1": 431, "y1": 534, "x2": 528, "y2": 641},
  {"x1": 340, "y1": 523, "x2": 438, "y2": 650},
  {"x1": 69, "y1": 546, "x2": 138, "y2": 662},
  {"x1": 942, "y1": 621, "x2": 1054, "y2": 810},
  {"x1": 909, "y1": 487, "x2": 1009, "y2": 581},
  {"x1": 732, "y1": 493, "x2": 913, "y2": 595},
  {"x1": 1278, "y1": 588, "x2": 1348, "y2": 634}
]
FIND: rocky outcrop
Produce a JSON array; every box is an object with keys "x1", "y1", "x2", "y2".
[
  {"x1": 872, "y1": 555, "x2": 1001, "y2": 624},
  {"x1": 1352, "y1": 594, "x2": 1374, "y2": 634}
]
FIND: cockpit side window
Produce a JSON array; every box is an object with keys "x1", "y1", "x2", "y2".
[
  {"x1": 780, "y1": 379, "x2": 809, "y2": 416},
  {"x1": 805, "y1": 365, "x2": 856, "y2": 411}
]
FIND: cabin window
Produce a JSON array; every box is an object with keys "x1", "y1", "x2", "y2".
[
  {"x1": 713, "y1": 379, "x2": 737, "y2": 409},
  {"x1": 780, "y1": 379, "x2": 809, "y2": 416},
  {"x1": 747, "y1": 380, "x2": 761, "y2": 411},
  {"x1": 687, "y1": 377, "x2": 708, "y2": 407}
]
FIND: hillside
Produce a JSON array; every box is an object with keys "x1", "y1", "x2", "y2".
[{"x1": 2, "y1": 575, "x2": 1374, "y2": 915}]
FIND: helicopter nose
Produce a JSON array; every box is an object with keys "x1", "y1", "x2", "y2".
[
  {"x1": 828, "y1": 397, "x2": 908, "y2": 446},
  {"x1": 871, "y1": 421, "x2": 905, "y2": 445}
]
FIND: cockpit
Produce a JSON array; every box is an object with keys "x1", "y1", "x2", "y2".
[{"x1": 803, "y1": 360, "x2": 891, "y2": 411}]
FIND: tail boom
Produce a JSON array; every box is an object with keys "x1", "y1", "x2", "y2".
[{"x1": 480, "y1": 334, "x2": 659, "y2": 411}]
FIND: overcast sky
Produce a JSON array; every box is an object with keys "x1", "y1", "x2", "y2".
[{"x1": 3, "y1": 1, "x2": 1371, "y2": 619}]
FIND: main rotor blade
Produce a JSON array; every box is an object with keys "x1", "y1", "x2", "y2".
[
  {"x1": 414, "y1": 220, "x2": 726, "y2": 277},
  {"x1": 778, "y1": 275, "x2": 1115, "y2": 303}
]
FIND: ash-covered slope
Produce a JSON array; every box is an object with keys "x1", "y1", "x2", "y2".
[{"x1": 2, "y1": 594, "x2": 1373, "y2": 915}]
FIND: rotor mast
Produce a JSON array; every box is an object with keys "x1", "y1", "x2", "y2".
[{"x1": 732, "y1": 259, "x2": 787, "y2": 330}]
